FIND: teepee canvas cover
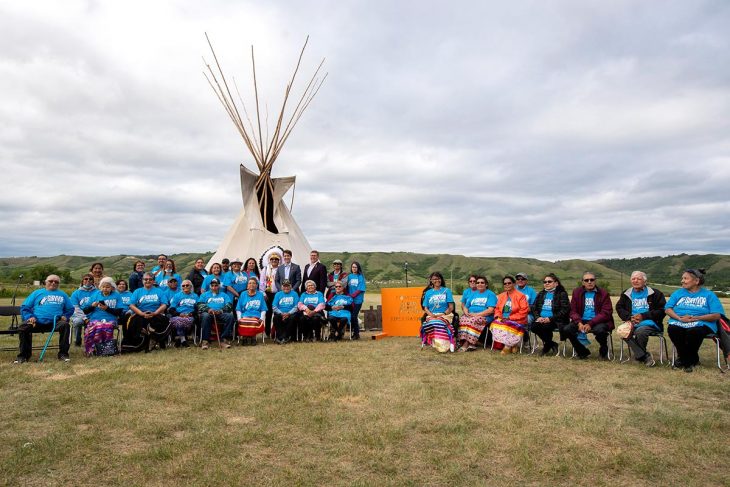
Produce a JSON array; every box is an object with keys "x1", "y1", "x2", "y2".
[{"x1": 203, "y1": 34, "x2": 326, "y2": 267}]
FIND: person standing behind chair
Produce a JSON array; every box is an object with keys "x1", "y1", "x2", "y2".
[
  {"x1": 326, "y1": 259, "x2": 348, "y2": 301},
  {"x1": 615, "y1": 271, "x2": 666, "y2": 367},
  {"x1": 347, "y1": 261, "x2": 366, "y2": 340},
  {"x1": 276, "y1": 250, "x2": 302, "y2": 297},
  {"x1": 186, "y1": 258, "x2": 208, "y2": 295},
  {"x1": 15, "y1": 274, "x2": 74, "y2": 363},
  {"x1": 515, "y1": 272, "x2": 537, "y2": 328},
  {"x1": 532, "y1": 273, "x2": 570, "y2": 356},
  {"x1": 301, "y1": 250, "x2": 327, "y2": 295},
  {"x1": 665, "y1": 268, "x2": 725, "y2": 372},
  {"x1": 129, "y1": 260, "x2": 146, "y2": 292},
  {"x1": 567, "y1": 272, "x2": 614, "y2": 360}
]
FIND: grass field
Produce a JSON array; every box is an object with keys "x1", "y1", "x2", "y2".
[{"x1": 1, "y1": 296, "x2": 729, "y2": 486}]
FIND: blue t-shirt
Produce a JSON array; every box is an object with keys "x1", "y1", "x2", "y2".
[
  {"x1": 198, "y1": 291, "x2": 232, "y2": 311},
  {"x1": 70, "y1": 288, "x2": 96, "y2": 309},
  {"x1": 223, "y1": 271, "x2": 249, "y2": 296},
  {"x1": 423, "y1": 287, "x2": 454, "y2": 314},
  {"x1": 236, "y1": 291, "x2": 268, "y2": 318},
  {"x1": 118, "y1": 291, "x2": 133, "y2": 313},
  {"x1": 273, "y1": 290, "x2": 299, "y2": 314},
  {"x1": 665, "y1": 287, "x2": 725, "y2": 332},
  {"x1": 466, "y1": 289, "x2": 497, "y2": 314},
  {"x1": 201, "y1": 274, "x2": 224, "y2": 293},
  {"x1": 86, "y1": 290, "x2": 123, "y2": 322},
  {"x1": 170, "y1": 291, "x2": 199, "y2": 315},
  {"x1": 328, "y1": 294, "x2": 353, "y2": 321},
  {"x1": 299, "y1": 291, "x2": 325, "y2": 309},
  {"x1": 21, "y1": 289, "x2": 74, "y2": 323},
  {"x1": 582, "y1": 291, "x2": 596, "y2": 321},
  {"x1": 131, "y1": 287, "x2": 168, "y2": 313},
  {"x1": 540, "y1": 291, "x2": 554, "y2": 318},
  {"x1": 516, "y1": 285, "x2": 538, "y2": 306},
  {"x1": 156, "y1": 272, "x2": 182, "y2": 289},
  {"x1": 347, "y1": 274, "x2": 366, "y2": 304},
  {"x1": 630, "y1": 288, "x2": 659, "y2": 329},
  {"x1": 461, "y1": 288, "x2": 475, "y2": 307}
]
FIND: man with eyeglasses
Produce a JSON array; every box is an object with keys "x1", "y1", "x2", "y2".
[
  {"x1": 15, "y1": 275, "x2": 74, "y2": 363},
  {"x1": 567, "y1": 272, "x2": 615, "y2": 359}
]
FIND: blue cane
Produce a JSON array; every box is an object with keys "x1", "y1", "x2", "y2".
[{"x1": 38, "y1": 315, "x2": 58, "y2": 362}]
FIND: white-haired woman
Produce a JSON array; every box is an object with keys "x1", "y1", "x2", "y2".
[
  {"x1": 169, "y1": 279, "x2": 199, "y2": 348},
  {"x1": 83, "y1": 277, "x2": 124, "y2": 356},
  {"x1": 297, "y1": 279, "x2": 326, "y2": 341}
]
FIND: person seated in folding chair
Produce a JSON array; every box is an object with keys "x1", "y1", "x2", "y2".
[
  {"x1": 326, "y1": 282, "x2": 353, "y2": 341},
  {"x1": 272, "y1": 279, "x2": 299, "y2": 344},
  {"x1": 565, "y1": 272, "x2": 615, "y2": 360},
  {"x1": 169, "y1": 279, "x2": 199, "y2": 348},
  {"x1": 82, "y1": 277, "x2": 125, "y2": 357},
  {"x1": 456, "y1": 275, "x2": 496, "y2": 352},
  {"x1": 70, "y1": 274, "x2": 96, "y2": 347},
  {"x1": 615, "y1": 271, "x2": 666, "y2": 367},
  {"x1": 297, "y1": 280, "x2": 326, "y2": 342},
  {"x1": 665, "y1": 268, "x2": 725, "y2": 373},
  {"x1": 15, "y1": 274, "x2": 74, "y2": 363},
  {"x1": 236, "y1": 278, "x2": 268, "y2": 345},
  {"x1": 125, "y1": 273, "x2": 170, "y2": 353},
  {"x1": 420, "y1": 272, "x2": 456, "y2": 353},
  {"x1": 197, "y1": 278, "x2": 235, "y2": 350},
  {"x1": 491, "y1": 275, "x2": 530, "y2": 355},
  {"x1": 531, "y1": 273, "x2": 570, "y2": 356}
]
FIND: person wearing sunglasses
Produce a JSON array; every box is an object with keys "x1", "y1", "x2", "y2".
[
  {"x1": 532, "y1": 273, "x2": 570, "y2": 356},
  {"x1": 490, "y1": 275, "x2": 530, "y2": 354},
  {"x1": 70, "y1": 273, "x2": 97, "y2": 347},
  {"x1": 15, "y1": 274, "x2": 74, "y2": 363},
  {"x1": 567, "y1": 272, "x2": 614, "y2": 360},
  {"x1": 169, "y1": 279, "x2": 199, "y2": 348},
  {"x1": 457, "y1": 276, "x2": 497, "y2": 352},
  {"x1": 665, "y1": 268, "x2": 725, "y2": 372}
]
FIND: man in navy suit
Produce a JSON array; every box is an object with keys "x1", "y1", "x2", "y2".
[
  {"x1": 301, "y1": 250, "x2": 327, "y2": 295},
  {"x1": 275, "y1": 249, "x2": 302, "y2": 294}
]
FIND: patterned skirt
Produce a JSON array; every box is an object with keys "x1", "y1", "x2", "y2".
[
  {"x1": 420, "y1": 316, "x2": 455, "y2": 352},
  {"x1": 84, "y1": 319, "x2": 116, "y2": 356},
  {"x1": 237, "y1": 317, "x2": 264, "y2": 338},
  {"x1": 457, "y1": 315, "x2": 487, "y2": 346},
  {"x1": 490, "y1": 319, "x2": 526, "y2": 348},
  {"x1": 170, "y1": 316, "x2": 194, "y2": 332}
]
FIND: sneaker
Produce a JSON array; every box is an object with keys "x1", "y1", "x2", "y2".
[
  {"x1": 201, "y1": 340, "x2": 209, "y2": 350},
  {"x1": 466, "y1": 346, "x2": 478, "y2": 352},
  {"x1": 684, "y1": 365, "x2": 694, "y2": 373},
  {"x1": 643, "y1": 353, "x2": 656, "y2": 368},
  {"x1": 58, "y1": 354, "x2": 70, "y2": 362},
  {"x1": 181, "y1": 340, "x2": 190, "y2": 348},
  {"x1": 173, "y1": 339, "x2": 181, "y2": 348},
  {"x1": 222, "y1": 340, "x2": 231, "y2": 349},
  {"x1": 13, "y1": 357, "x2": 28, "y2": 364}
]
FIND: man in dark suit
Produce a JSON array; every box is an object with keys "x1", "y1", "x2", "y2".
[
  {"x1": 275, "y1": 249, "x2": 302, "y2": 294},
  {"x1": 301, "y1": 250, "x2": 327, "y2": 295}
]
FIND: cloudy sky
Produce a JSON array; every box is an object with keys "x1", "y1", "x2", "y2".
[{"x1": 1, "y1": 0, "x2": 729, "y2": 260}]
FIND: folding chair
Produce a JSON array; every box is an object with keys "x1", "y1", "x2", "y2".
[
  {"x1": 619, "y1": 329, "x2": 669, "y2": 365},
  {"x1": 671, "y1": 334, "x2": 729, "y2": 371}
]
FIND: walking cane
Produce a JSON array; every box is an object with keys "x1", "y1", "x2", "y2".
[
  {"x1": 212, "y1": 313, "x2": 223, "y2": 352},
  {"x1": 39, "y1": 315, "x2": 58, "y2": 362}
]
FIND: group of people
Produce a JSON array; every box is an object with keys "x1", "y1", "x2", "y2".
[
  {"x1": 13, "y1": 249, "x2": 367, "y2": 362},
  {"x1": 420, "y1": 269, "x2": 727, "y2": 372}
]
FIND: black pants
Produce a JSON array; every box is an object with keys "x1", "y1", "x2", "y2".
[
  {"x1": 351, "y1": 302, "x2": 363, "y2": 337},
  {"x1": 668, "y1": 324, "x2": 711, "y2": 366},
  {"x1": 625, "y1": 325, "x2": 660, "y2": 361},
  {"x1": 532, "y1": 321, "x2": 558, "y2": 348},
  {"x1": 560, "y1": 321, "x2": 611, "y2": 358},
  {"x1": 299, "y1": 313, "x2": 324, "y2": 340},
  {"x1": 273, "y1": 313, "x2": 298, "y2": 342},
  {"x1": 328, "y1": 317, "x2": 349, "y2": 341},
  {"x1": 123, "y1": 314, "x2": 170, "y2": 352},
  {"x1": 264, "y1": 291, "x2": 275, "y2": 337},
  {"x1": 17, "y1": 319, "x2": 70, "y2": 360}
]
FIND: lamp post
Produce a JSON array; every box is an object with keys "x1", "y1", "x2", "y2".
[{"x1": 404, "y1": 262, "x2": 409, "y2": 288}]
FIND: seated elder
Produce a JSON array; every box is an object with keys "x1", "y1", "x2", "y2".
[
  {"x1": 327, "y1": 281, "x2": 353, "y2": 341},
  {"x1": 125, "y1": 273, "x2": 170, "y2": 353},
  {"x1": 83, "y1": 277, "x2": 124, "y2": 356},
  {"x1": 15, "y1": 274, "x2": 74, "y2": 363},
  {"x1": 273, "y1": 279, "x2": 300, "y2": 344},
  {"x1": 615, "y1": 271, "x2": 666, "y2": 367},
  {"x1": 665, "y1": 268, "x2": 725, "y2": 372},
  {"x1": 491, "y1": 275, "x2": 529, "y2": 355},
  {"x1": 531, "y1": 273, "x2": 570, "y2": 356},
  {"x1": 197, "y1": 278, "x2": 234, "y2": 350},
  {"x1": 420, "y1": 272, "x2": 456, "y2": 353},
  {"x1": 236, "y1": 278, "x2": 268, "y2": 345},
  {"x1": 456, "y1": 275, "x2": 497, "y2": 352},
  {"x1": 297, "y1": 279, "x2": 326, "y2": 341},
  {"x1": 70, "y1": 274, "x2": 96, "y2": 347},
  {"x1": 566, "y1": 272, "x2": 614, "y2": 360},
  {"x1": 169, "y1": 279, "x2": 199, "y2": 348}
]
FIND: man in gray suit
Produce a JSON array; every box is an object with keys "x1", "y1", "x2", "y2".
[{"x1": 275, "y1": 249, "x2": 302, "y2": 294}]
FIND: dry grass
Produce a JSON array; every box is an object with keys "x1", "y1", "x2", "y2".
[{"x1": 1, "y1": 331, "x2": 729, "y2": 487}]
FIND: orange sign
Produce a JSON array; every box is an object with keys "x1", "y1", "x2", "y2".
[{"x1": 381, "y1": 287, "x2": 424, "y2": 337}]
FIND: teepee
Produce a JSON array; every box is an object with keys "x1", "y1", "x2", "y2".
[{"x1": 203, "y1": 34, "x2": 326, "y2": 268}]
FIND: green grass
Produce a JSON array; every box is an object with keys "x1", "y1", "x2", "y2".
[{"x1": 1, "y1": 326, "x2": 729, "y2": 486}]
